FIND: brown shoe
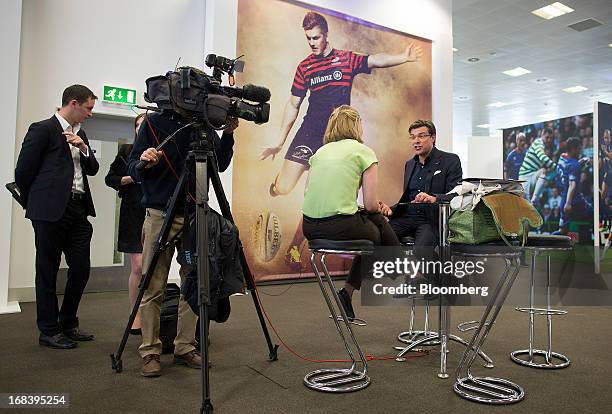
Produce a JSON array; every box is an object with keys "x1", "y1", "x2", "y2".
[
  {"x1": 141, "y1": 354, "x2": 161, "y2": 377},
  {"x1": 174, "y1": 350, "x2": 202, "y2": 369}
]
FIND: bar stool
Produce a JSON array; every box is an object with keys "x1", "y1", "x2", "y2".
[
  {"x1": 452, "y1": 243, "x2": 525, "y2": 404},
  {"x1": 395, "y1": 236, "x2": 438, "y2": 350},
  {"x1": 304, "y1": 239, "x2": 373, "y2": 393},
  {"x1": 510, "y1": 234, "x2": 573, "y2": 369},
  {"x1": 393, "y1": 206, "x2": 494, "y2": 374}
]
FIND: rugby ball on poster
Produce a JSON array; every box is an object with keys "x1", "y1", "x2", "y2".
[{"x1": 252, "y1": 209, "x2": 282, "y2": 262}]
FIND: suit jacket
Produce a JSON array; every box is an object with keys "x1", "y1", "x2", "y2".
[
  {"x1": 15, "y1": 116, "x2": 99, "y2": 221},
  {"x1": 394, "y1": 147, "x2": 463, "y2": 223}
]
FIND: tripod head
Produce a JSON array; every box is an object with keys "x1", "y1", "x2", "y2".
[
  {"x1": 135, "y1": 116, "x2": 220, "y2": 171},
  {"x1": 188, "y1": 122, "x2": 218, "y2": 153}
]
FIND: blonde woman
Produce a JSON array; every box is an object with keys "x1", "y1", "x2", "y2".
[{"x1": 302, "y1": 105, "x2": 399, "y2": 320}]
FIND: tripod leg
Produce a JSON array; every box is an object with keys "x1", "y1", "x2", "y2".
[
  {"x1": 111, "y1": 170, "x2": 189, "y2": 372},
  {"x1": 194, "y1": 155, "x2": 213, "y2": 412},
  {"x1": 198, "y1": 314, "x2": 213, "y2": 414},
  {"x1": 208, "y1": 155, "x2": 279, "y2": 361}
]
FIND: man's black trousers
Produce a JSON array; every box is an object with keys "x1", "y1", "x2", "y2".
[
  {"x1": 32, "y1": 198, "x2": 93, "y2": 336},
  {"x1": 389, "y1": 214, "x2": 438, "y2": 258}
]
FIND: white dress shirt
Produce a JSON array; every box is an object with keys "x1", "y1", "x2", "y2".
[{"x1": 55, "y1": 113, "x2": 89, "y2": 194}]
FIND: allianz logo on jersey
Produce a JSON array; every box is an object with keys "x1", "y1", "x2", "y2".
[{"x1": 310, "y1": 70, "x2": 343, "y2": 86}]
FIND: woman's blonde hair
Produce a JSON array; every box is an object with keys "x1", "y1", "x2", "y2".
[{"x1": 323, "y1": 105, "x2": 363, "y2": 144}]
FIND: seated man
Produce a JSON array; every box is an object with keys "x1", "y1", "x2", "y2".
[{"x1": 380, "y1": 119, "x2": 462, "y2": 250}]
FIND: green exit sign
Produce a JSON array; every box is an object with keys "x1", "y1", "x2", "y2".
[{"x1": 103, "y1": 85, "x2": 137, "y2": 105}]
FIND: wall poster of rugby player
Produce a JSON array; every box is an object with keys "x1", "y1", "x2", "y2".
[
  {"x1": 502, "y1": 113, "x2": 594, "y2": 245},
  {"x1": 595, "y1": 101, "x2": 612, "y2": 248},
  {"x1": 233, "y1": 0, "x2": 432, "y2": 281}
]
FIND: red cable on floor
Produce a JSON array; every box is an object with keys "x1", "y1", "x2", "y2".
[{"x1": 248, "y1": 276, "x2": 429, "y2": 364}]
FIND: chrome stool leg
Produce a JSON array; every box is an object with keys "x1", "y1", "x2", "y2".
[
  {"x1": 321, "y1": 255, "x2": 367, "y2": 327},
  {"x1": 396, "y1": 241, "x2": 437, "y2": 346},
  {"x1": 454, "y1": 257, "x2": 525, "y2": 404},
  {"x1": 449, "y1": 328, "x2": 495, "y2": 369},
  {"x1": 511, "y1": 252, "x2": 570, "y2": 369},
  {"x1": 438, "y1": 303, "x2": 450, "y2": 378},
  {"x1": 304, "y1": 251, "x2": 370, "y2": 393},
  {"x1": 396, "y1": 299, "x2": 439, "y2": 346},
  {"x1": 393, "y1": 301, "x2": 494, "y2": 369}
]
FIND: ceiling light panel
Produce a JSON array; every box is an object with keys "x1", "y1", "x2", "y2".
[
  {"x1": 502, "y1": 67, "x2": 532, "y2": 77},
  {"x1": 532, "y1": 2, "x2": 574, "y2": 20},
  {"x1": 562, "y1": 85, "x2": 588, "y2": 93}
]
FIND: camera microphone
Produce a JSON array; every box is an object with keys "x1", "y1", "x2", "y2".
[{"x1": 241, "y1": 84, "x2": 271, "y2": 103}]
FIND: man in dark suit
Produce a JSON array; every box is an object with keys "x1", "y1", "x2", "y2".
[
  {"x1": 380, "y1": 119, "x2": 462, "y2": 247},
  {"x1": 15, "y1": 85, "x2": 99, "y2": 349}
]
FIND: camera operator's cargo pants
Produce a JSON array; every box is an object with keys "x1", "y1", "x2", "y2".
[{"x1": 139, "y1": 208, "x2": 197, "y2": 358}]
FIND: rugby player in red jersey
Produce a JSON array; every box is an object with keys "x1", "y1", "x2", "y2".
[{"x1": 260, "y1": 11, "x2": 422, "y2": 267}]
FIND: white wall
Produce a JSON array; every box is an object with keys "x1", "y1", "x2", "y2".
[
  {"x1": 464, "y1": 136, "x2": 503, "y2": 179},
  {"x1": 1, "y1": 0, "x2": 22, "y2": 313},
  {"x1": 453, "y1": 134, "x2": 469, "y2": 177},
  {"x1": 203, "y1": 0, "x2": 239, "y2": 207},
  {"x1": 10, "y1": 0, "x2": 207, "y2": 298}
]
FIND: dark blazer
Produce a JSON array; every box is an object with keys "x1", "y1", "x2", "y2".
[
  {"x1": 15, "y1": 116, "x2": 99, "y2": 221},
  {"x1": 394, "y1": 147, "x2": 463, "y2": 221}
]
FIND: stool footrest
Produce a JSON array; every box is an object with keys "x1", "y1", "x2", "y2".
[
  {"x1": 510, "y1": 349, "x2": 570, "y2": 369},
  {"x1": 454, "y1": 376, "x2": 525, "y2": 404},
  {"x1": 304, "y1": 369, "x2": 370, "y2": 393},
  {"x1": 514, "y1": 306, "x2": 568, "y2": 316}
]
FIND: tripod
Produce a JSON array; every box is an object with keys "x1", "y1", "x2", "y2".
[{"x1": 110, "y1": 123, "x2": 279, "y2": 413}]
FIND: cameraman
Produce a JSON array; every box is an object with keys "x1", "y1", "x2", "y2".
[{"x1": 127, "y1": 111, "x2": 238, "y2": 377}]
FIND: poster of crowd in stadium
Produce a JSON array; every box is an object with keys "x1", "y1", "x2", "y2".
[{"x1": 503, "y1": 113, "x2": 594, "y2": 244}]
